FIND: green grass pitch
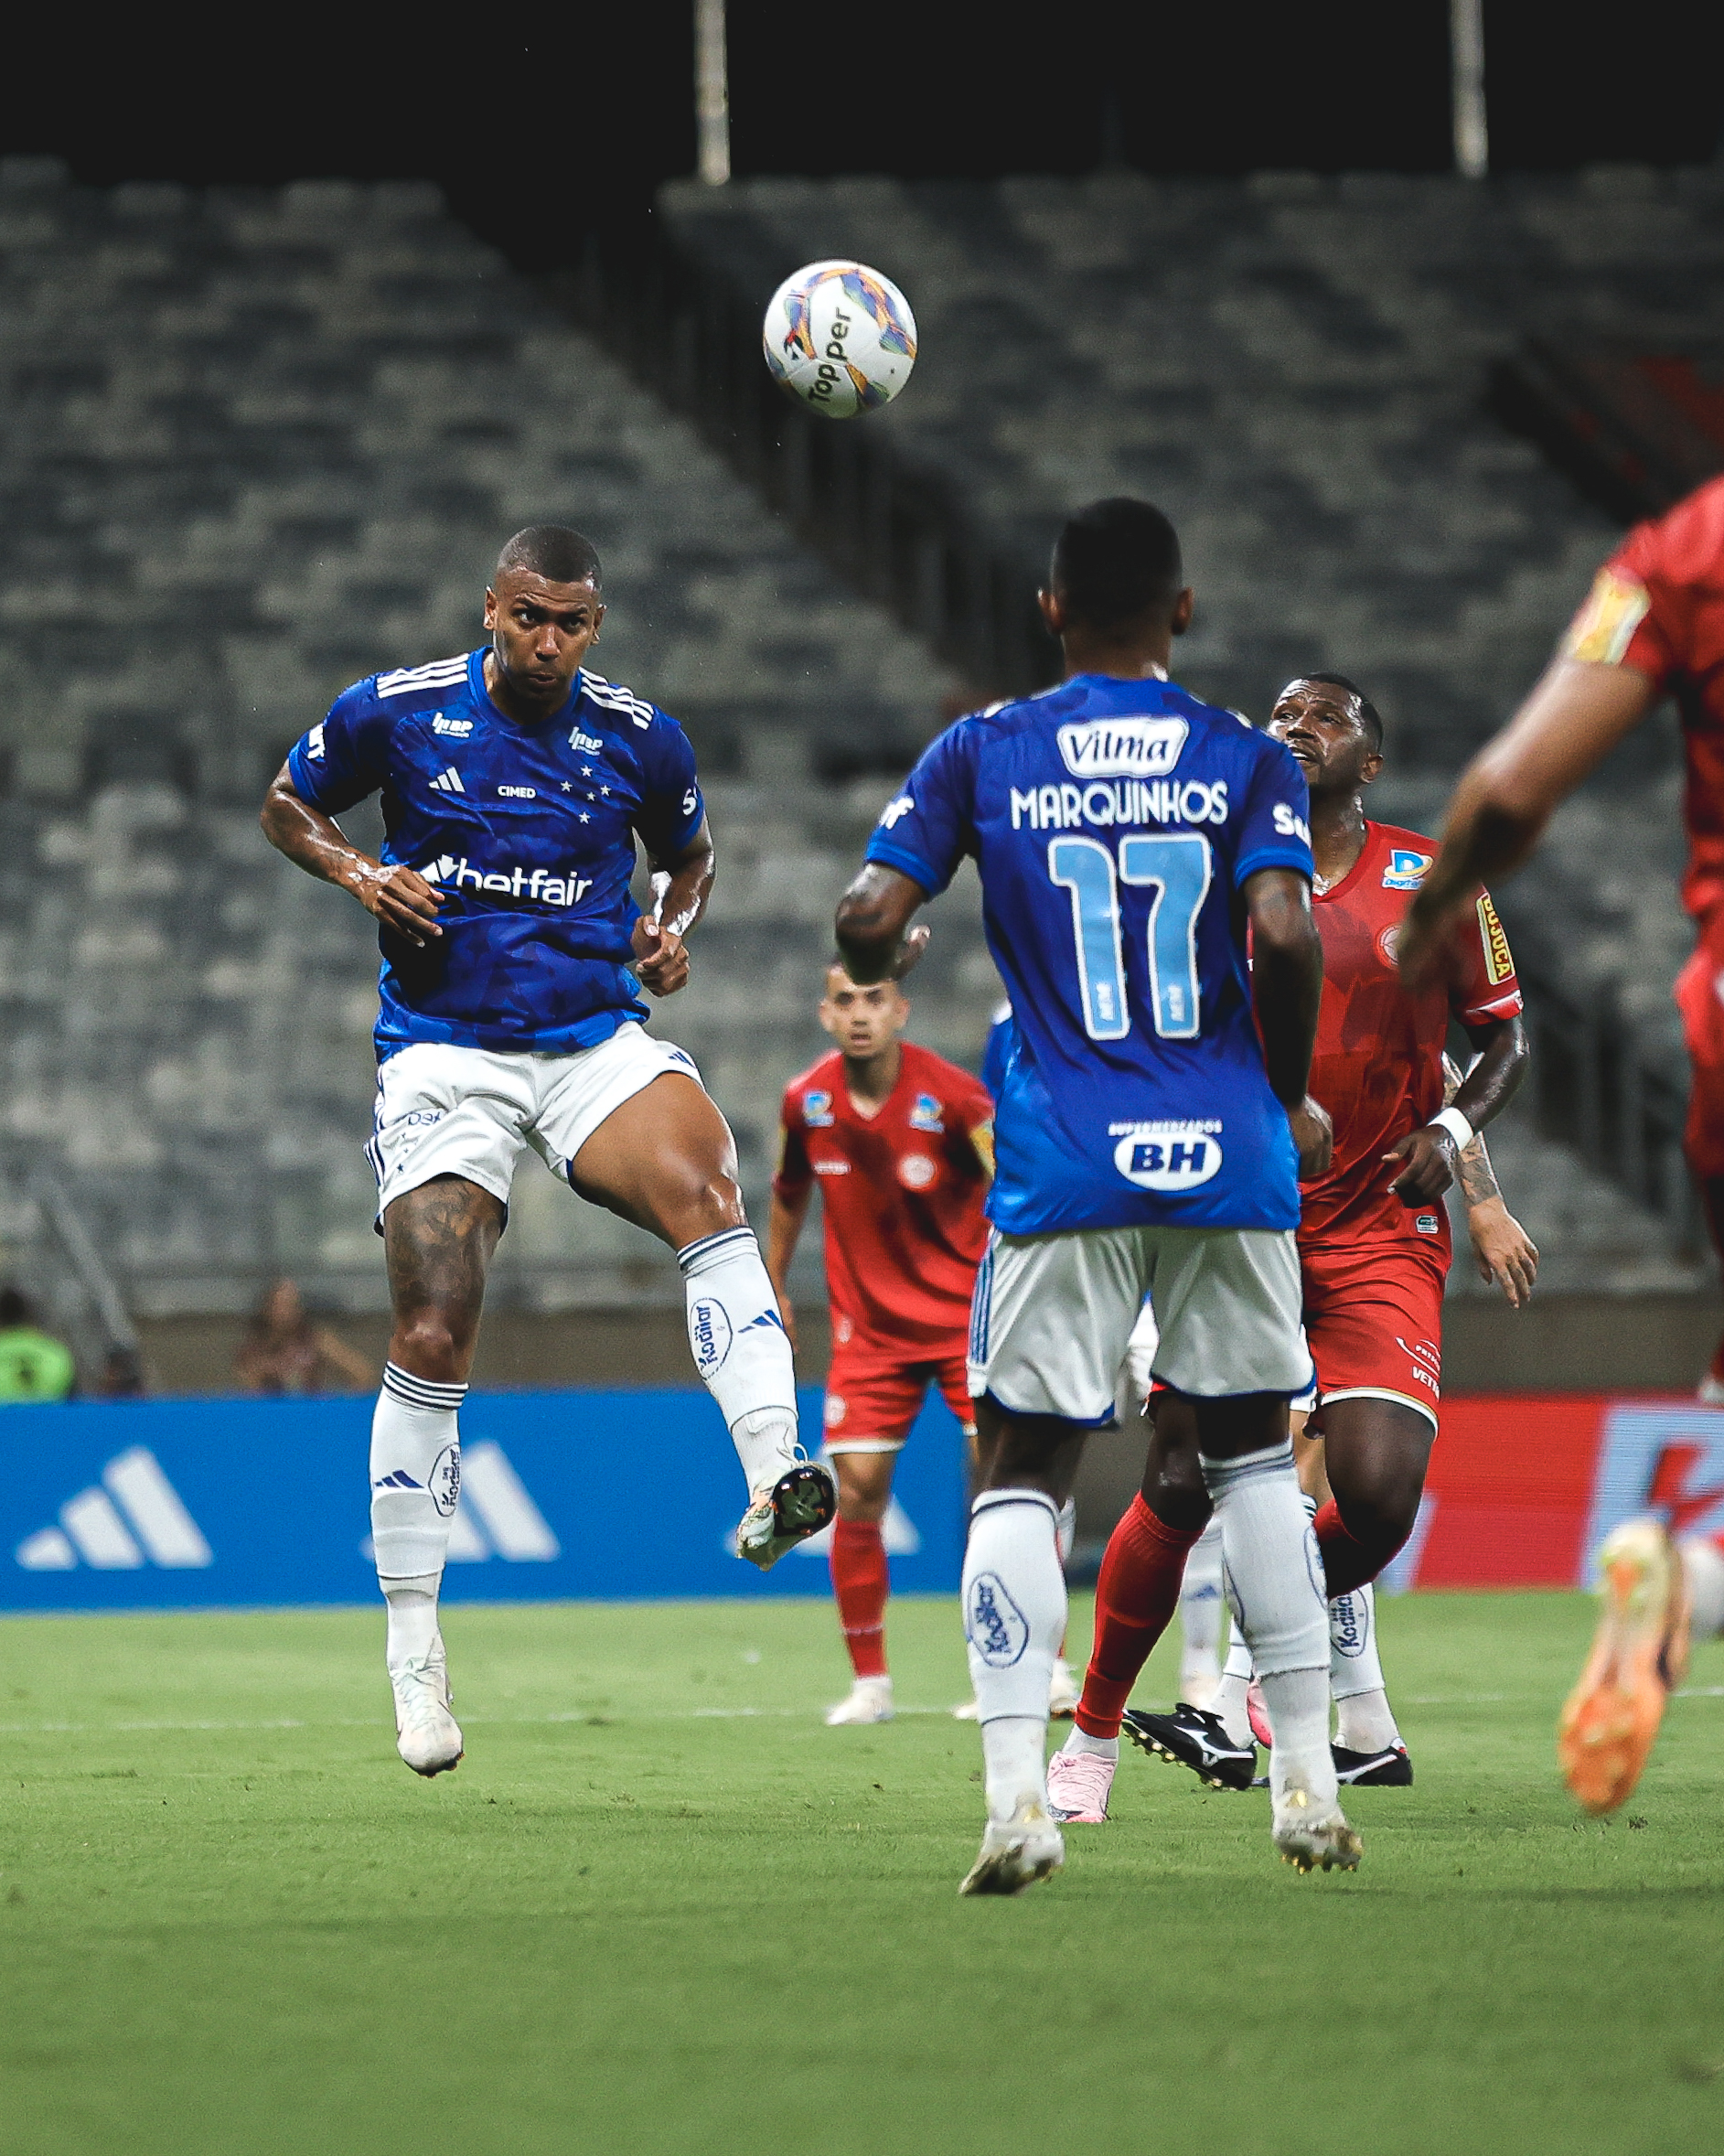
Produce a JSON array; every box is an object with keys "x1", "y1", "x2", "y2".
[{"x1": 2, "y1": 1591, "x2": 1723, "y2": 2155}]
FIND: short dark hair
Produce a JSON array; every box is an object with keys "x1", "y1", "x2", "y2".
[
  {"x1": 1299, "y1": 671, "x2": 1384, "y2": 751},
  {"x1": 495, "y1": 524, "x2": 603, "y2": 590},
  {"x1": 1050, "y1": 498, "x2": 1183, "y2": 631}
]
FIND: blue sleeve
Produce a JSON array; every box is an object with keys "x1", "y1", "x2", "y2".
[
  {"x1": 1231, "y1": 734, "x2": 1314, "y2": 888},
  {"x1": 862, "y1": 722, "x2": 977, "y2": 896},
  {"x1": 285, "y1": 681, "x2": 391, "y2": 814},
  {"x1": 632, "y1": 712, "x2": 705, "y2": 859}
]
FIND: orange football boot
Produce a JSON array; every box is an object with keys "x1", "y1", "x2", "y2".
[{"x1": 1558, "y1": 1519, "x2": 1691, "y2": 1816}]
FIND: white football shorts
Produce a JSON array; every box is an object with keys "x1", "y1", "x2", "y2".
[
  {"x1": 968, "y1": 1224, "x2": 1312, "y2": 1426},
  {"x1": 367, "y1": 1024, "x2": 704, "y2": 1223}
]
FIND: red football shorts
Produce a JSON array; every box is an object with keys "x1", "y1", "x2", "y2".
[
  {"x1": 1676, "y1": 916, "x2": 1724, "y2": 1181},
  {"x1": 822, "y1": 1331, "x2": 974, "y2": 1451},
  {"x1": 1300, "y1": 1239, "x2": 1445, "y2": 1432}
]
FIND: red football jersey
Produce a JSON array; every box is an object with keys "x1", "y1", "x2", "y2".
[
  {"x1": 774, "y1": 1039, "x2": 993, "y2": 1350},
  {"x1": 1563, "y1": 474, "x2": 1724, "y2": 924},
  {"x1": 1301, "y1": 821, "x2": 1523, "y2": 1253}
]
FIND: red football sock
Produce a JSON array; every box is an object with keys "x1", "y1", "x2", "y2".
[
  {"x1": 831, "y1": 1517, "x2": 889, "y2": 1679},
  {"x1": 1314, "y1": 1499, "x2": 1389, "y2": 1598},
  {"x1": 1075, "y1": 1496, "x2": 1203, "y2": 1739}
]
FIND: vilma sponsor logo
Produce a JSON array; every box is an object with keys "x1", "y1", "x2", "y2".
[
  {"x1": 688, "y1": 1296, "x2": 733, "y2": 1378},
  {"x1": 420, "y1": 857, "x2": 594, "y2": 906},
  {"x1": 1056, "y1": 715, "x2": 1188, "y2": 779},
  {"x1": 965, "y1": 1570, "x2": 1030, "y2": 1668},
  {"x1": 1109, "y1": 1119, "x2": 1224, "y2": 1192}
]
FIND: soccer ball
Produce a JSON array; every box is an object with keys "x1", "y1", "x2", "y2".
[{"x1": 761, "y1": 260, "x2": 917, "y2": 419}]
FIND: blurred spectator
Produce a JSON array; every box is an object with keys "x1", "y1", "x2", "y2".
[
  {"x1": 95, "y1": 1345, "x2": 147, "y2": 1399},
  {"x1": 235, "y1": 1279, "x2": 375, "y2": 1395},
  {"x1": 0, "y1": 1287, "x2": 76, "y2": 1403}
]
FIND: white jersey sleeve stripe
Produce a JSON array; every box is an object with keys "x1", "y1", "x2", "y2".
[{"x1": 378, "y1": 655, "x2": 470, "y2": 698}]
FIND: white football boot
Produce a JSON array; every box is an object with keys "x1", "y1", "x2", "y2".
[
  {"x1": 825, "y1": 1676, "x2": 895, "y2": 1726},
  {"x1": 1271, "y1": 1786, "x2": 1362, "y2": 1873},
  {"x1": 736, "y1": 1458, "x2": 840, "y2": 1571},
  {"x1": 391, "y1": 1635, "x2": 464, "y2": 1776},
  {"x1": 958, "y1": 1801, "x2": 1065, "y2": 1896}
]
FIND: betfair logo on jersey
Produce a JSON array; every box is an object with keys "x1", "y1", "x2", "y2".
[
  {"x1": 419, "y1": 856, "x2": 594, "y2": 905},
  {"x1": 1382, "y1": 848, "x2": 1432, "y2": 891},
  {"x1": 1109, "y1": 1118, "x2": 1224, "y2": 1192},
  {"x1": 1056, "y1": 715, "x2": 1188, "y2": 779},
  {"x1": 1477, "y1": 891, "x2": 1513, "y2": 985}
]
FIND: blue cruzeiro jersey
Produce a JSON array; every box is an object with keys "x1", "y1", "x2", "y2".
[
  {"x1": 865, "y1": 673, "x2": 1315, "y2": 1235},
  {"x1": 285, "y1": 649, "x2": 704, "y2": 1059}
]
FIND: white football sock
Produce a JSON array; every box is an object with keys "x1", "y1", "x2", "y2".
[
  {"x1": 369, "y1": 1362, "x2": 466, "y2": 1658},
  {"x1": 385, "y1": 1586, "x2": 439, "y2": 1668},
  {"x1": 1331, "y1": 1582, "x2": 1402, "y2": 1752},
  {"x1": 1202, "y1": 1441, "x2": 1335, "y2": 1808},
  {"x1": 963, "y1": 1488, "x2": 1065, "y2": 1816},
  {"x1": 1179, "y1": 1516, "x2": 1226, "y2": 1701},
  {"x1": 1210, "y1": 1628, "x2": 1255, "y2": 1745},
  {"x1": 1680, "y1": 1535, "x2": 1724, "y2": 1638},
  {"x1": 679, "y1": 1228, "x2": 800, "y2": 1492},
  {"x1": 1059, "y1": 1722, "x2": 1119, "y2": 1763}
]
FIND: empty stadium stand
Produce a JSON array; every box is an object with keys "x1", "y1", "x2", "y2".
[{"x1": 0, "y1": 158, "x2": 965, "y2": 1322}]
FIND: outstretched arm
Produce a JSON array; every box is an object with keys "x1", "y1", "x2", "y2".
[
  {"x1": 261, "y1": 763, "x2": 444, "y2": 948},
  {"x1": 632, "y1": 821, "x2": 715, "y2": 998},
  {"x1": 1399, "y1": 660, "x2": 1654, "y2": 988},
  {"x1": 834, "y1": 863, "x2": 932, "y2": 985},
  {"x1": 1242, "y1": 866, "x2": 1332, "y2": 1178},
  {"x1": 1439, "y1": 1051, "x2": 1539, "y2": 1306}
]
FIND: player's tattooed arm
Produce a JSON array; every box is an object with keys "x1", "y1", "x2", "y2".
[
  {"x1": 260, "y1": 763, "x2": 444, "y2": 946},
  {"x1": 1386, "y1": 1014, "x2": 1527, "y2": 1205},
  {"x1": 1440, "y1": 1056, "x2": 1539, "y2": 1305},
  {"x1": 632, "y1": 821, "x2": 714, "y2": 997},
  {"x1": 834, "y1": 864, "x2": 932, "y2": 984}
]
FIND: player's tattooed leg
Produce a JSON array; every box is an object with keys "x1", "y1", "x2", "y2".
[{"x1": 382, "y1": 1174, "x2": 506, "y2": 1384}]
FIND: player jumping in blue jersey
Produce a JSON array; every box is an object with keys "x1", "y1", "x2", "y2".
[
  {"x1": 262, "y1": 525, "x2": 835, "y2": 1775},
  {"x1": 837, "y1": 498, "x2": 1359, "y2": 1891}
]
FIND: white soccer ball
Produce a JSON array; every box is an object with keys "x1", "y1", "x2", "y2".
[{"x1": 761, "y1": 259, "x2": 917, "y2": 419}]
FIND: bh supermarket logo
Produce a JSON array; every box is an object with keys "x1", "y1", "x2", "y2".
[
  {"x1": 1057, "y1": 716, "x2": 1188, "y2": 780},
  {"x1": 1111, "y1": 1119, "x2": 1224, "y2": 1192},
  {"x1": 16, "y1": 1447, "x2": 212, "y2": 1572},
  {"x1": 364, "y1": 1442, "x2": 559, "y2": 1567},
  {"x1": 1581, "y1": 1402, "x2": 1724, "y2": 1580}
]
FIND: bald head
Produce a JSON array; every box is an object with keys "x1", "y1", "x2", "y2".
[{"x1": 496, "y1": 524, "x2": 603, "y2": 591}]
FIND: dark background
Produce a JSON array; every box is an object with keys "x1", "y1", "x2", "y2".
[{"x1": 2, "y1": 2, "x2": 1719, "y2": 263}]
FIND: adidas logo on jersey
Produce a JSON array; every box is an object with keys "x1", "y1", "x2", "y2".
[
  {"x1": 16, "y1": 1447, "x2": 212, "y2": 1571},
  {"x1": 362, "y1": 1443, "x2": 560, "y2": 1566},
  {"x1": 419, "y1": 856, "x2": 594, "y2": 905},
  {"x1": 430, "y1": 766, "x2": 466, "y2": 794}
]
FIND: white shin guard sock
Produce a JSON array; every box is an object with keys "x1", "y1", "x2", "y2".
[
  {"x1": 1179, "y1": 1516, "x2": 1226, "y2": 1693},
  {"x1": 369, "y1": 1363, "x2": 466, "y2": 1666},
  {"x1": 1331, "y1": 1582, "x2": 1401, "y2": 1752},
  {"x1": 1210, "y1": 1628, "x2": 1256, "y2": 1743},
  {"x1": 1202, "y1": 1442, "x2": 1334, "y2": 1806},
  {"x1": 963, "y1": 1489, "x2": 1065, "y2": 1815},
  {"x1": 680, "y1": 1228, "x2": 800, "y2": 1493}
]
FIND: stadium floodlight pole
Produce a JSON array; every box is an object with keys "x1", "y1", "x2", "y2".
[
  {"x1": 695, "y1": 0, "x2": 731, "y2": 187},
  {"x1": 1451, "y1": 0, "x2": 1488, "y2": 179}
]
